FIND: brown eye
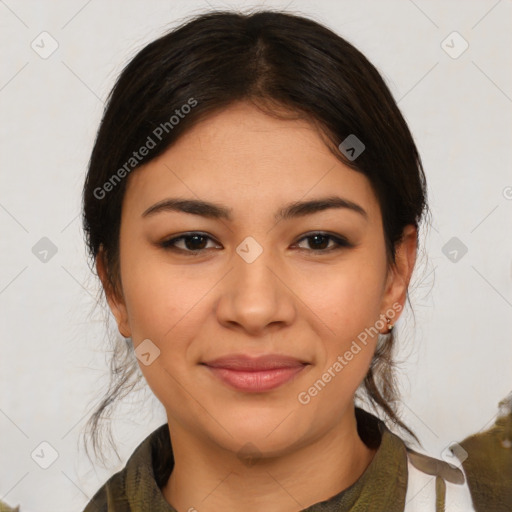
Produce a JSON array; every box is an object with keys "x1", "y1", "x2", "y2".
[
  {"x1": 160, "y1": 233, "x2": 220, "y2": 253},
  {"x1": 294, "y1": 232, "x2": 352, "y2": 253}
]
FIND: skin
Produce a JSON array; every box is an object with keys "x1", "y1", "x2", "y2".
[{"x1": 97, "y1": 101, "x2": 417, "y2": 512}]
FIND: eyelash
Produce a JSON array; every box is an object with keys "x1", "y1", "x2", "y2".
[{"x1": 159, "y1": 231, "x2": 353, "y2": 255}]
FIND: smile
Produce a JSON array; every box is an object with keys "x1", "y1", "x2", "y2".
[{"x1": 202, "y1": 354, "x2": 310, "y2": 392}]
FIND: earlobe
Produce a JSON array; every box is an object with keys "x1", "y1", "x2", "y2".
[{"x1": 95, "y1": 249, "x2": 131, "y2": 338}]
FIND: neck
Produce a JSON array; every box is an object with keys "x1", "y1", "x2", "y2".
[{"x1": 162, "y1": 406, "x2": 377, "y2": 512}]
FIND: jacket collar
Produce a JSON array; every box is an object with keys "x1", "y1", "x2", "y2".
[{"x1": 95, "y1": 407, "x2": 409, "y2": 511}]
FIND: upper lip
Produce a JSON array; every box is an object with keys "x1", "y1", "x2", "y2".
[{"x1": 202, "y1": 354, "x2": 308, "y2": 371}]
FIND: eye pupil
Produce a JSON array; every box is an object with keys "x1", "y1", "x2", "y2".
[
  {"x1": 185, "y1": 235, "x2": 207, "y2": 251},
  {"x1": 309, "y1": 234, "x2": 329, "y2": 250}
]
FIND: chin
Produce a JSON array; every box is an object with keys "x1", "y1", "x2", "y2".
[{"x1": 209, "y1": 405, "x2": 309, "y2": 455}]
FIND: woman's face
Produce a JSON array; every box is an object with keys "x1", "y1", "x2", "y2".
[{"x1": 100, "y1": 101, "x2": 415, "y2": 457}]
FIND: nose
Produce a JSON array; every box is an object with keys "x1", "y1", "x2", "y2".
[{"x1": 215, "y1": 242, "x2": 296, "y2": 336}]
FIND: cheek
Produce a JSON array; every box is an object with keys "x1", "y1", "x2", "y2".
[
  {"x1": 119, "y1": 257, "x2": 207, "y2": 404},
  {"x1": 299, "y1": 251, "x2": 387, "y2": 396},
  {"x1": 296, "y1": 270, "x2": 383, "y2": 414},
  {"x1": 120, "y1": 248, "x2": 200, "y2": 340},
  {"x1": 118, "y1": 252, "x2": 218, "y2": 393},
  {"x1": 306, "y1": 259, "x2": 386, "y2": 339}
]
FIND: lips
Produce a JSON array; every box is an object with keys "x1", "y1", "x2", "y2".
[
  {"x1": 203, "y1": 354, "x2": 307, "y2": 370},
  {"x1": 202, "y1": 354, "x2": 309, "y2": 392}
]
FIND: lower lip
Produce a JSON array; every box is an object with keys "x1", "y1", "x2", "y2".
[{"x1": 205, "y1": 365, "x2": 306, "y2": 392}]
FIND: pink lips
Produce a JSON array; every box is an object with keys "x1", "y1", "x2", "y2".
[{"x1": 202, "y1": 354, "x2": 308, "y2": 392}]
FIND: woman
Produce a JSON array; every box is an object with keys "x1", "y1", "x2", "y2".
[{"x1": 80, "y1": 9, "x2": 477, "y2": 512}]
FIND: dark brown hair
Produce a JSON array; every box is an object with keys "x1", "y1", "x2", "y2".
[{"x1": 82, "y1": 8, "x2": 430, "y2": 464}]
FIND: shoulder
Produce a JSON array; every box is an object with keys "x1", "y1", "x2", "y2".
[
  {"x1": 81, "y1": 465, "x2": 130, "y2": 512},
  {"x1": 404, "y1": 448, "x2": 475, "y2": 512},
  {"x1": 457, "y1": 394, "x2": 512, "y2": 512},
  {"x1": 81, "y1": 423, "x2": 171, "y2": 512},
  {"x1": 0, "y1": 500, "x2": 20, "y2": 512}
]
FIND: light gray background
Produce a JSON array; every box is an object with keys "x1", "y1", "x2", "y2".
[{"x1": 1, "y1": 0, "x2": 511, "y2": 510}]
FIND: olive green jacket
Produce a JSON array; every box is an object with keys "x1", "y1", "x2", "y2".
[
  {"x1": 0, "y1": 503, "x2": 19, "y2": 512},
  {"x1": 78, "y1": 407, "x2": 501, "y2": 512},
  {"x1": 2, "y1": 406, "x2": 509, "y2": 511}
]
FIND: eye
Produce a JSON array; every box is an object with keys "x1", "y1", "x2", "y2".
[
  {"x1": 159, "y1": 231, "x2": 353, "y2": 255},
  {"x1": 159, "y1": 232, "x2": 220, "y2": 253},
  {"x1": 293, "y1": 232, "x2": 353, "y2": 253}
]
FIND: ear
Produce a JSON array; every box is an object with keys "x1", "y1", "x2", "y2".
[
  {"x1": 96, "y1": 247, "x2": 131, "y2": 338},
  {"x1": 380, "y1": 224, "x2": 418, "y2": 323}
]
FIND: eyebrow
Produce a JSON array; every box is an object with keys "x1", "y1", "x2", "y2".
[{"x1": 142, "y1": 195, "x2": 368, "y2": 222}]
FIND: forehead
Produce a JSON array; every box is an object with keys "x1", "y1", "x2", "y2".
[{"x1": 123, "y1": 102, "x2": 381, "y2": 223}]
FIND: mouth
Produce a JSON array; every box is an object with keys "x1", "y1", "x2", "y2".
[{"x1": 201, "y1": 354, "x2": 310, "y2": 393}]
